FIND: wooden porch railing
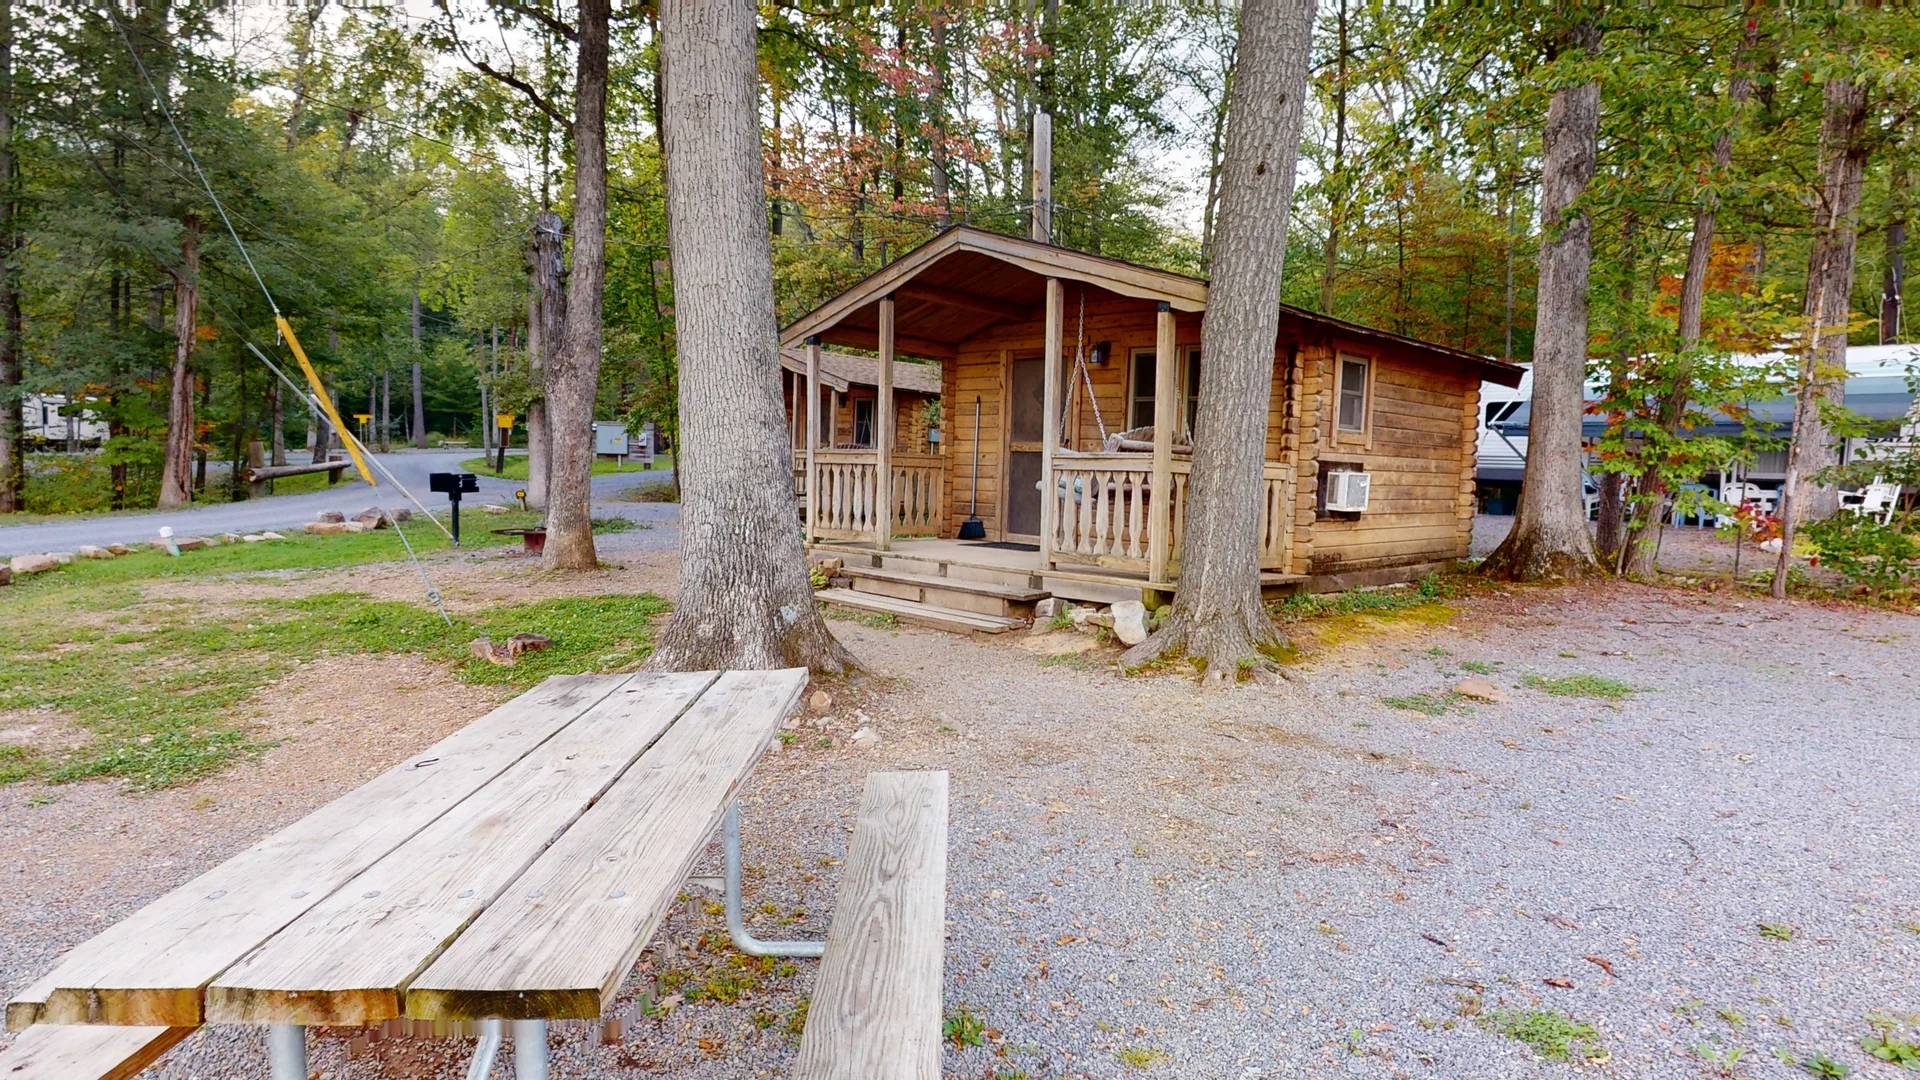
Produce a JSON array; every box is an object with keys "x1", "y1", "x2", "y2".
[
  {"x1": 1049, "y1": 455, "x2": 1294, "y2": 575},
  {"x1": 808, "y1": 449, "x2": 943, "y2": 541}
]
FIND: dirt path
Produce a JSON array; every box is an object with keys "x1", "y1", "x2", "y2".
[{"x1": 3, "y1": 576, "x2": 1915, "y2": 1079}]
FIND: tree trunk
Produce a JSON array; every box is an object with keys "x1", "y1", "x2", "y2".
[
  {"x1": 157, "y1": 218, "x2": 202, "y2": 510},
  {"x1": 409, "y1": 288, "x2": 425, "y2": 450},
  {"x1": 646, "y1": 0, "x2": 856, "y2": 674},
  {"x1": 1482, "y1": 23, "x2": 1603, "y2": 582},
  {"x1": 542, "y1": 0, "x2": 611, "y2": 571},
  {"x1": 0, "y1": 0, "x2": 20, "y2": 513},
  {"x1": 270, "y1": 379, "x2": 286, "y2": 466},
  {"x1": 1624, "y1": 11, "x2": 1760, "y2": 578},
  {"x1": 930, "y1": 8, "x2": 951, "y2": 228},
  {"x1": 1119, "y1": 0, "x2": 1317, "y2": 680},
  {"x1": 1782, "y1": 74, "x2": 1870, "y2": 530},
  {"x1": 526, "y1": 212, "x2": 563, "y2": 509},
  {"x1": 1885, "y1": 156, "x2": 1906, "y2": 344},
  {"x1": 1318, "y1": 0, "x2": 1347, "y2": 316}
]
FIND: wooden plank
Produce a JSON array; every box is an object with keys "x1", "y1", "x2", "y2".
[
  {"x1": 204, "y1": 673, "x2": 720, "y2": 1027},
  {"x1": 404, "y1": 670, "x2": 811, "y2": 1021},
  {"x1": 812, "y1": 589, "x2": 1023, "y2": 634},
  {"x1": 1039, "y1": 279, "x2": 1063, "y2": 567},
  {"x1": 17, "y1": 675, "x2": 632, "y2": 1029},
  {"x1": 792, "y1": 771, "x2": 949, "y2": 1080},
  {"x1": 1148, "y1": 304, "x2": 1176, "y2": 584},
  {"x1": 0, "y1": 1024, "x2": 194, "y2": 1080}
]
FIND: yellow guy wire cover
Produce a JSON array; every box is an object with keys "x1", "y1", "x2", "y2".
[{"x1": 276, "y1": 315, "x2": 376, "y2": 486}]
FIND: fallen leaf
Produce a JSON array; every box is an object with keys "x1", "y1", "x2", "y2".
[
  {"x1": 1582, "y1": 954, "x2": 1616, "y2": 976},
  {"x1": 1548, "y1": 915, "x2": 1580, "y2": 930},
  {"x1": 1544, "y1": 977, "x2": 1574, "y2": 989}
]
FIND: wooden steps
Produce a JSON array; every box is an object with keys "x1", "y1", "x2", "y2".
[
  {"x1": 814, "y1": 589, "x2": 1025, "y2": 634},
  {"x1": 839, "y1": 564, "x2": 1046, "y2": 619}
]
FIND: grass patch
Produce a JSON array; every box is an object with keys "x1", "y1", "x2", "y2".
[
  {"x1": 1459, "y1": 659, "x2": 1499, "y2": 675},
  {"x1": 1117, "y1": 1045, "x2": 1169, "y2": 1070},
  {"x1": 943, "y1": 1004, "x2": 988, "y2": 1049},
  {"x1": 462, "y1": 453, "x2": 672, "y2": 481},
  {"x1": 1383, "y1": 691, "x2": 1463, "y2": 716},
  {"x1": 1520, "y1": 672, "x2": 1637, "y2": 699},
  {"x1": 0, "y1": 573, "x2": 670, "y2": 789},
  {"x1": 1270, "y1": 574, "x2": 1457, "y2": 622},
  {"x1": 1480, "y1": 1008, "x2": 1605, "y2": 1062},
  {"x1": 824, "y1": 605, "x2": 898, "y2": 629}
]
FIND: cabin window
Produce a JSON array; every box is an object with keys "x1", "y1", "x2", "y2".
[
  {"x1": 1127, "y1": 347, "x2": 1203, "y2": 436},
  {"x1": 852, "y1": 399, "x2": 875, "y2": 448},
  {"x1": 1336, "y1": 356, "x2": 1370, "y2": 434}
]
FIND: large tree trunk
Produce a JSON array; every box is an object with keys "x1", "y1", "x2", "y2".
[
  {"x1": 1885, "y1": 156, "x2": 1907, "y2": 344},
  {"x1": 1119, "y1": 0, "x2": 1316, "y2": 680},
  {"x1": 526, "y1": 211, "x2": 564, "y2": 509},
  {"x1": 1782, "y1": 74, "x2": 1870, "y2": 531},
  {"x1": 1624, "y1": 12, "x2": 1760, "y2": 578},
  {"x1": 646, "y1": 0, "x2": 855, "y2": 674},
  {"x1": 543, "y1": 0, "x2": 610, "y2": 571},
  {"x1": 269, "y1": 379, "x2": 286, "y2": 466},
  {"x1": 0, "y1": 0, "x2": 20, "y2": 514},
  {"x1": 1482, "y1": 23, "x2": 1603, "y2": 582},
  {"x1": 157, "y1": 218, "x2": 201, "y2": 511}
]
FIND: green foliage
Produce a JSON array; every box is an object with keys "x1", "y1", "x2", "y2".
[
  {"x1": 1803, "y1": 516, "x2": 1920, "y2": 597},
  {"x1": 1458, "y1": 659, "x2": 1499, "y2": 674},
  {"x1": 1270, "y1": 575, "x2": 1455, "y2": 622},
  {"x1": 1382, "y1": 691, "x2": 1463, "y2": 716},
  {"x1": 943, "y1": 1004, "x2": 988, "y2": 1049},
  {"x1": 1798, "y1": 1051, "x2": 1852, "y2": 1078},
  {"x1": 1863, "y1": 1014, "x2": 1920, "y2": 1069},
  {"x1": 1479, "y1": 1008, "x2": 1605, "y2": 1062},
  {"x1": 1759, "y1": 922, "x2": 1796, "y2": 942},
  {"x1": 1520, "y1": 673, "x2": 1637, "y2": 700}
]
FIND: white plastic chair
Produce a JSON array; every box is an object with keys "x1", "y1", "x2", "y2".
[
  {"x1": 1716, "y1": 481, "x2": 1776, "y2": 529},
  {"x1": 1843, "y1": 482, "x2": 1903, "y2": 525}
]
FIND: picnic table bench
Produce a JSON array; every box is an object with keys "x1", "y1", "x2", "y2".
[{"x1": 2, "y1": 669, "x2": 948, "y2": 1080}]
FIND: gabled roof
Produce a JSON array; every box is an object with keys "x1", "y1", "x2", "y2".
[
  {"x1": 778, "y1": 347, "x2": 942, "y2": 396},
  {"x1": 778, "y1": 224, "x2": 1526, "y2": 386}
]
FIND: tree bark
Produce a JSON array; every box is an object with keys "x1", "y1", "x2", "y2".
[
  {"x1": 526, "y1": 211, "x2": 564, "y2": 509},
  {"x1": 0, "y1": 0, "x2": 20, "y2": 513},
  {"x1": 1782, "y1": 74, "x2": 1870, "y2": 529},
  {"x1": 1885, "y1": 156, "x2": 1907, "y2": 344},
  {"x1": 543, "y1": 0, "x2": 611, "y2": 571},
  {"x1": 1318, "y1": 0, "x2": 1347, "y2": 316},
  {"x1": 646, "y1": 0, "x2": 856, "y2": 674},
  {"x1": 1624, "y1": 11, "x2": 1760, "y2": 578},
  {"x1": 157, "y1": 218, "x2": 202, "y2": 510},
  {"x1": 1119, "y1": 0, "x2": 1317, "y2": 680},
  {"x1": 1482, "y1": 22, "x2": 1603, "y2": 582}
]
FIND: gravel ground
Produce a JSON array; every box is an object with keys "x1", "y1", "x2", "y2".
[{"x1": 4, "y1": 565, "x2": 1917, "y2": 1079}]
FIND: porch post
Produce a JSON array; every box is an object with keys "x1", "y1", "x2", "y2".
[
  {"x1": 1040, "y1": 277, "x2": 1064, "y2": 566},
  {"x1": 876, "y1": 295, "x2": 896, "y2": 552},
  {"x1": 1148, "y1": 302, "x2": 1177, "y2": 584},
  {"x1": 805, "y1": 336, "x2": 821, "y2": 544}
]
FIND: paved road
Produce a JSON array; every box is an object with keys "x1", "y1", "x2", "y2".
[{"x1": 0, "y1": 451, "x2": 675, "y2": 556}]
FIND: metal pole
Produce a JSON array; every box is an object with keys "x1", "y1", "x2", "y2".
[
  {"x1": 723, "y1": 802, "x2": 825, "y2": 958},
  {"x1": 512, "y1": 1019, "x2": 550, "y2": 1080},
  {"x1": 465, "y1": 1018, "x2": 502, "y2": 1080},
  {"x1": 267, "y1": 1024, "x2": 306, "y2": 1080}
]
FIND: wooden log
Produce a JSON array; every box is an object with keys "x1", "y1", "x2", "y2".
[{"x1": 241, "y1": 459, "x2": 350, "y2": 483}]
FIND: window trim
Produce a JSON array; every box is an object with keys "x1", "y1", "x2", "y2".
[
  {"x1": 1334, "y1": 353, "x2": 1373, "y2": 440},
  {"x1": 851, "y1": 397, "x2": 876, "y2": 449},
  {"x1": 1127, "y1": 345, "x2": 1202, "y2": 437}
]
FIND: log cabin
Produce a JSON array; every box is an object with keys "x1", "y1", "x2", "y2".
[{"x1": 780, "y1": 226, "x2": 1525, "y2": 631}]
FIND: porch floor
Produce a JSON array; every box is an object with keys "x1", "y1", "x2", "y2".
[{"x1": 808, "y1": 537, "x2": 1306, "y2": 603}]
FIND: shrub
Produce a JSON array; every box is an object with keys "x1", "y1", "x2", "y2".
[{"x1": 1802, "y1": 515, "x2": 1920, "y2": 597}]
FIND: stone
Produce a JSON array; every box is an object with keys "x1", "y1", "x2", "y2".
[
  {"x1": 261, "y1": 532, "x2": 286, "y2": 541},
  {"x1": 106, "y1": 544, "x2": 132, "y2": 556},
  {"x1": 77, "y1": 545, "x2": 112, "y2": 559},
  {"x1": 388, "y1": 507, "x2": 413, "y2": 523},
  {"x1": 304, "y1": 521, "x2": 350, "y2": 535},
  {"x1": 315, "y1": 510, "x2": 346, "y2": 523},
  {"x1": 48, "y1": 552, "x2": 76, "y2": 565},
  {"x1": 352, "y1": 507, "x2": 389, "y2": 529},
  {"x1": 1085, "y1": 611, "x2": 1114, "y2": 629},
  {"x1": 481, "y1": 504, "x2": 511, "y2": 514},
  {"x1": 10, "y1": 553, "x2": 59, "y2": 575},
  {"x1": 1110, "y1": 600, "x2": 1149, "y2": 646},
  {"x1": 219, "y1": 533, "x2": 241, "y2": 544},
  {"x1": 0, "y1": 565, "x2": 10, "y2": 586},
  {"x1": 850, "y1": 726, "x2": 881, "y2": 749},
  {"x1": 506, "y1": 632, "x2": 553, "y2": 658},
  {"x1": 175, "y1": 537, "x2": 209, "y2": 551},
  {"x1": 242, "y1": 534, "x2": 266, "y2": 543},
  {"x1": 1067, "y1": 605, "x2": 1096, "y2": 628},
  {"x1": 1453, "y1": 677, "x2": 1509, "y2": 704},
  {"x1": 808, "y1": 689, "x2": 833, "y2": 713},
  {"x1": 342, "y1": 521, "x2": 371, "y2": 533},
  {"x1": 469, "y1": 637, "x2": 516, "y2": 666},
  {"x1": 818, "y1": 557, "x2": 843, "y2": 574},
  {"x1": 1034, "y1": 597, "x2": 1066, "y2": 622}
]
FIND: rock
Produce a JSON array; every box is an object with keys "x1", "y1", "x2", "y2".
[
  {"x1": 1086, "y1": 612, "x2": 1114, "y2": 629},
  {"x1": 106, "y1": 544, "x2": 132, "y2": 556},
  {"x1": 850, "y1": 726, "x2": 881, "y2": 749},
  {"x1": 1034, "y1": 597, "x2": 1066, "y2": 622},
  {"x1": 506, "y1": 632, "x2": 553, "y2": 658},
  {"x1": 77, "y1": 545, "x2": 112, "y2": 559},
  {"x1": 481, "y1": 504, "x2": 510, "y2": 515},
  {"x1": 1453, "y1": 677, "x2": 1509, "y2": 704},
  {"x1": 219, "y1": 533, "x2": 241, "y2": 544},
  {"x1": 818, "y1": 557, "x2": 843, "y2": 574},
  {"x1": 0, "y1": 566, "x2": 10, "y2": 586},
  {"x1": 352, "y1": 507, "x2": 389, "y2": 529},
  {"x1": 242, "y1": 534, "x2": 266, "y2": 543},
  {"x1": 10, "y1": 553, "x2": 59, "y2": 575},
  {"x1": 808, "y1": 689, "x2": 833, "y2": 713},
  {"x1": 469, "y1": 638, "x2": 516, "y2": 666},
  {"x1": 1110, "y1": 600, "x2": 1149, "y2": 646},
  {"x1": 48, "y1": 552, "x2": 76, "y2": 565},
  {"x1": 342, "y1": 521, "x2": 371, "y2": 533},
  {"x1": 303, "y1": 521, "x2": 350, "y2": 535},
  {"x1": 388, "y1": 507, "x2": 413, "y2": 523},
  {"x1": 175, "y1": 537, "x2": 209, "y2": 551},
  {"x1": 1067, "y1": 605, "x2": 1096, "y2": 628},
  {"x1": 315, "y1": 510, "x2": 346, "y2": 523},
  {"x1": 261, "y1": 532, "x2": 286, "y2": 541}
]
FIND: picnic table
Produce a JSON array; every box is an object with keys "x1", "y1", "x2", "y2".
[{"x1": 6, "y1": 668, "x2": 880, "y2": 1078}]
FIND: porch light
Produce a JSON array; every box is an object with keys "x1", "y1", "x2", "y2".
[{"x1": 1089, "y1": 341, "x2": 1111, "y2": 366}]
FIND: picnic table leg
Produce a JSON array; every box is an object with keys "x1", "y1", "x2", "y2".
[
  {"x1": 464, "y1": 1019, "x2": 502, "y2": 1080},
  {"x1": 268, "y1": 1024, "x2": 306, "y2": 1080},
  {"x1": 512, "y1": 1019, "x2": 549, "y2": 1080},
  {"x1": 723, "y1": 802, "x2": 826, "y2": 959}
]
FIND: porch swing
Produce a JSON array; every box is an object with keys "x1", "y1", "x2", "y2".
[{"x1": 1049, "y1": 288, "x2": 1190, "y2": 508}]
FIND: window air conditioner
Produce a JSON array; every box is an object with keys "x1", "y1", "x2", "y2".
[{"x1": 1325, "y1": 469, "x2": 1370, "y2": 512}]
